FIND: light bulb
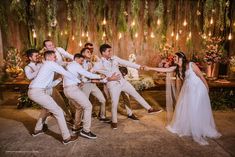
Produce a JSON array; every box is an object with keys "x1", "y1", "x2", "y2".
[
  {"x1": 171, "y1": 31, "x2": 174, "y2": 37},
  {"x1": 102, "y1": 18, "x2": 107, "y2": 25},
  {"x1": 86, "y1": 32, "x2": 89, "y2": 37},
  {"x1": 60, "y1": 31, "x2": 63, "y2": 36},
  {"x1": 176, "y1": 33, "x2": 179, "y2": 40},
  {"x1": 183, "y1": 19, "x2": 187, "y2": 26},
  {"x1": 72, "y1": 35, "x2": 75, "y2": 41},
  {"x1": 210, "y1": 18, "x2": 213, "y2": 25},
  {"x1": 157, "y1": 19, "x2": 161, "y2": 25},
  {"x1": 64, "y1": 30, "x2": 68, "y2": 35},
  {"x1": 150, "y1": 32, "x2": 155, "y2": 38},
  {"x1": 48, "y1": 32, "x2": 51, "y2": 37},
  {"x1": 189, "y1": 32, "x2": 192, "y2": 38},
  {"x1": 118, "y1": 33, "x2": 122, "y2": 39},
  {"x1": 33, "y1": 31, "x2": 37, "y2": 38},
  {"x1": 103, "y1": 32, "x2": 106, "y2": 37},
  {"x1": 79, "y1": 40, "x2": 82, "y2": 47},
  {"x1": 228, "y1": 33, "x2": 232, "y2": 40},
  {"x1": 208, "y1": 31, "x2": 212, "y2": 36},
  {"x1": 131, "y1": 21, "x2": 135, "y2": 27},
  {"x1": 82, "y1": 32, "x2": 85, "y2": 37},
  {"x1": 135, "y1": 33, "x2": 138, "y2": 38}
]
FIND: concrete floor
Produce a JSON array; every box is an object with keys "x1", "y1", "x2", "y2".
[{"x1": 0, "y1": 105, "x2": 234, "y2": 157}]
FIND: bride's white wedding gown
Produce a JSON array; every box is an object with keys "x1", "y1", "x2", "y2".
[{"x1": 166, "y1": 62, "x2": 221, "y2": 145}]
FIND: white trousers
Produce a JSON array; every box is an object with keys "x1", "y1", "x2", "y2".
[
  {"x1": 64, "y1": 85, "x2": 92, "y2": 132},
  {"x1": 81, "y1": 83, "x2": 106, "y2": 118},
  {"x1": 28, "y1": 88, "x2": 70, "y2": 140},
  {"x1": 107, "y1": 80, "x2": 151, "y2": 123}
]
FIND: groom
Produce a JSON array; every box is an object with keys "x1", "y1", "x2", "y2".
[{"x1": 93, "y1": 44, "x2": 162, "y2": 129}]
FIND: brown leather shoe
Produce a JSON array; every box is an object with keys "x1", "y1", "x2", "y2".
[
  {"x1": 111, "y1": 122, "x2": 117, "y2": 129},
  {"x1": 62, "y1": 135, "x2": 78, "y2": 145},
  {"x1": 148, "y1": 108, "x2": 163, "y2": 114}
]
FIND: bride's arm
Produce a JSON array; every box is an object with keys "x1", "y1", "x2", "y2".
[
  {"x1": 192, "y1": 63, "x2": 209, "y2": 92},
  {"x1": 146, "y1": 66, "x2": 176, "y2": 73}
]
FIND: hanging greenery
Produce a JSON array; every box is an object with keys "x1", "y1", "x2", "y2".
[
  {"x1": 0, "y1": 1, "x2": 8, "y2": 33},
  {"x1": 117, "y1": 0, "x2": 128, "y2": 33},
  {"x1": 130, "y1": 0, "x2": 140, "y2": 39},
  {"x1": 203, "y1": 0, "x2": 214, "y2": 33},
  {"x1": 10, "y1": 0, "x2": 27, "y2": 24}
]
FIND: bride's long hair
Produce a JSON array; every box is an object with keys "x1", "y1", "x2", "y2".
[{"x1": 175, "y1": 51, "x2": 188, "y2": 80}]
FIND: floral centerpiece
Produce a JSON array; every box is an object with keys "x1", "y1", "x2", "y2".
[
  {"x1": 159, "y1": 43, "x2": 174, "y2": 68},
  {"x1": 4, "y1": 47, "x2": 24, "y2": 79},
  {"x1": 203, "y1": 37, "x2": 224, "y2": 64},
  {"x1": 202, "y1": 37, "x2": 225, "y2": 78}
]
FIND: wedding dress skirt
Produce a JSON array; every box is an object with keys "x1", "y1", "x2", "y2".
[{"x1": 166, "y1": 62, "x2": 221, "y2": 145}]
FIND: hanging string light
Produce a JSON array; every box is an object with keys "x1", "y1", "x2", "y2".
[
  {"x1": 86, "y1": 32, "x2": 89, "y2": 37},
  {"x1": 131, "y1": 20, "x2": 135, "y2": 27},
  {"x1": 48, "y1": 32, "x2": 51, "y2": 37},
  {"x1": 79, "y1": 40, "x2": 82, "y2": 47},
  {"x1": 81, "y1": 31, "x2": 85, "y2": 37},
  {"x1": 102, "y1": 18, "x2": 107, "y2": 25},
  {"x1": 171, "y1": 31, "x2": 174, "y2": 37},
  {"x1": 60, "y1": 31, "x2": 63, "y2": 36},
  {"x1": 208, "y1": 31, "x2": 212, "y2": 36},
  {"x1": 157, "y1": 19, "x2": 161, "y2": 26},
  {"x1": 134, "y1": 33, "x2": 138, "y2": 38},
  {"x1": 176, "y1": 33, "x2": 179, "y2": 40},
  {"x1": 183, "y1": 19, "x2": 187, "y2": 26},
  {"x1": 32, "y1": 29, "x2": 37, "y2": 38},
  {"x1": 118, "y1": 32, "x2": 122, "y2": 39},
  {"x1": 64, "y1": 30, "x2": 68, "y2": 35},
  {"x1": 210, "y1": 17, "x2": 214, "y2": 25},
  {"x1": 72, "y1": 35, "x2": 75, "y2": 41},
  {"x1": 150, "y1": 32, "x2": 155, "y2": 38},
  {"x1": 228, "y1": 32, "x2": 232, "y2": 40}
]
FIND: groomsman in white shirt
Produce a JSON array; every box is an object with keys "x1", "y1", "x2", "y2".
[
  {"x1": 63, "y1": 53, "x2": 103, "y2": 139},
  {"x1": 93, "y1": 44, "x2": 162, "y2": 129},
  {"x1": 24, "y1": 49, "x2": 74, "y2": 125},
  {"x1": 80, "y1": 47, "x2": 110, "y2": 122},
  {"x1": 43, "y1": 39, "x2": 74, "y2": 66},
  {"x1": 28, "y1": 50, "x2": 80, "y2": 144}
]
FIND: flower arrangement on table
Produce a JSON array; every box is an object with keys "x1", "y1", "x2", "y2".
[
  {"x1": 4, "y1": 47, "x2": 24, "y2": 78},
  {"x1": 203, "y1": 37, "x2": 225, "y2": 64},
  {"x1": 159, "y1": 43, "x2": 174, "y2": 68},
  {"x1": 128, "y1": 76, "x2": 156, "y2": 91}
]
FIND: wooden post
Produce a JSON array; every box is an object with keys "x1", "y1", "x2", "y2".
[{"x1": 0, "y1": 28, "x2": 3, "y2": 66}]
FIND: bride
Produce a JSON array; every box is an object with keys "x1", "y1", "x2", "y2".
[{"x1": 147, "y1": 51, "x2": 221, "y2": 145}]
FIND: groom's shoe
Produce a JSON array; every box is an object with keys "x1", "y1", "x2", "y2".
[
  {"x1": 128, "y1": 114, "x2": 139, "y2": 120},
  {"x1": 111, "y1": 122, "x2": 117, "y2": 129},
  {"x1": 148, "y1": 108, "x2": 163, "y2": 114}
]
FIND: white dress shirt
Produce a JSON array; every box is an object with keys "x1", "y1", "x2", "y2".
[
  {"x1": 93, "y1": 56, "x2": 140, "y2": 79},
  {"x1": 55, "y1": 47, "x2": 74, "y2": 66},
  {"x1": 63, "y1": 61, "x2": 101, "y2": 87},
  {"x1": 24, "y1": 62, "x2": 42, "y2": 80},
  {"x1": 29, "y1": 61, "x2": 80, "y2": 89}
]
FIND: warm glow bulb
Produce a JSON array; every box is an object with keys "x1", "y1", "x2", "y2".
[
  {"x1": 103, "y1": 32, "x2": 106, "y2": 37},
  {"x1": 228, "y1": 33, "x2": 232, "y2": 40},
  {"x1": 157, "y1": 19, "x2": 161, "y2": 25},
  {"x1": 72, "y1": 35, "x2": 75, "y2": 41},
  {"x1": 60, "y1": 31, "x2": 63, "y2": 36},
  {"x1": 176, "y1": 33, "x2": 179, "y2": 40},
  {"x1": 79, "y1": 40, "x2": 82, "y2": 47},
  {"x1": 118, "y1": 33, "x2": 122, "y2": 39},
  {"x1": 33, "y1": 31, "x2": 37, "y2": 38},
  {"x1": 183, "y1": 19, "x2": 187, "y2": 26},
  {"x1": 171, "y1": 31, "x2": 174, "y2": 37},
  {"x1": 189, "y1": 32, "x2": 192, "y2": 38},
  {"x1": 102, "y1": 18, "x2": 107, "y2": 25},
  {"x1": 135, "y1": 33, "x2": 138, "y2": 38},
  {"x1": 82, "y1": 32, "x2": 85, "y2": 37},
  {"x1": 203, "y1": 34, "x2": 207, "y2": 39},
  {"x1": 210, "y1": 18, "x2": 214, "y2": 25},
  {"x1": 131, "y1": 21, "x2": 135, "y2": 27},
  {"x1": 208, "y1": 31, "x2": 212, "y2": 36},
  {"x1": 86, "y1": 32, "x2": 89, "y2": 37},
  {"x1": 150, "y1": 32, "x2": 155, "y2": 38},
  {"x1": 64, "y1": 30, "x2": 68, "y2": 35},
  {"x1": 48, "y1": 32, "x2": 51, "y2": 37}
]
